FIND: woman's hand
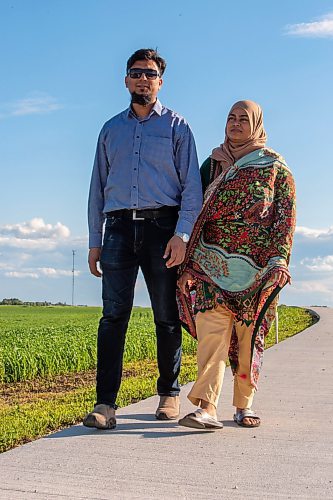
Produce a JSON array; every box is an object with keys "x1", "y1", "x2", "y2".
[
  {"x1": 271, "y1": 270, "x2": 290, "y2": 288},
  {"x1": 177, "y1": 271, "x2": 193, "y2": 294}
]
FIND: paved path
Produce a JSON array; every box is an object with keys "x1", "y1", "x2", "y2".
[{"x1": 0, "y1": 307, "x2": 332, "y2": 499}]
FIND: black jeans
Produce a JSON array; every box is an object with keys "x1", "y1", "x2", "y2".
[{"x1": 96, "y1": 213, "x2": 182, "y2": 406}]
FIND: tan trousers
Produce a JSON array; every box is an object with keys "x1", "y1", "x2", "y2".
[{"x1": 188, "y1": 304, "x2": 256, "y2": 410}]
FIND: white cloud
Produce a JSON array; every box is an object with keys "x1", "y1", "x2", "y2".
[
  {"x1": 295, "y1": 225, "x2": 333, "y2": 239},
  {"x1": 0, "y1": 237, "x2": 63, "y2": 250},
  {"x1": 12, "y1": 96, "x2": 61, "y2": 116},
  {"x1": 288, "y1": 280, "x2": 333, "y2": 295},
  {"x1": 3, "y1": 267, "x2": 80, "y2": 279},
  {"x1": 38, "y1": 267, "x2": 80, "y2": 278},
  {"x1": 5, "y1": 271, "x2": 39, "y2": 279},
  {"x1": 1, "y1": 218, "x2": 70, "y2": 239},
  {"x1": 0, "y1": 218, "x2": 71, "y2": 250},
  {"x1": 285, "y1": 12, "x2": 333, "y2": 38},
  {"x1": 17, "y1": 253, "x2": 33, "y2": 262},
  {"x1": 0, "y1": 219, "x2": 87, "y2": 303},
  {"x1": 301, "y1": 255, "x2": 333, "y2": 272},
  {"x1": 0, "y1": 93, "x2": 62, "y2": 119},
  {"x1": 0, "y1": 218, "x2": 86, "y2": 285}
]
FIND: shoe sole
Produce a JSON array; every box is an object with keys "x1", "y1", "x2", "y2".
[
  {"x1": 233, "y1": 414, "x2": 261, "y2": 428},
  {"x1": 83, "y1": 415, "x2": 116, "y2": 430},
  {"x1": 233, "y1": 419, "x2": 261, "y2": 428},
  {"x1": 155, "y1": 412, "x2": 179, "y2": 421},
  {"x1": 178, "y1": 416, "x2": 223, "y2": 430}
]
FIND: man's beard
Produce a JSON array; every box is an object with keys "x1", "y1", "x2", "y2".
[{"x1": 131, "y1": 91, "x2": 153, "y2": 106}]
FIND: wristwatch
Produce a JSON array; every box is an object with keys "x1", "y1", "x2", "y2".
[{"x1": 175, "y1": 231, "x2": 190, "y2": 243}]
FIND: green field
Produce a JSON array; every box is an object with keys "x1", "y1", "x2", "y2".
[
  {"x1": 0, "y1": 306, "x2": 198, "y2": 383},
  {"x1": 0, "y1": 304, "x2": 315, "y2": 452}
]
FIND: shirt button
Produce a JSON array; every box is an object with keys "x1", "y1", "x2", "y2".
[
  {"x1": 134, "y1": 168, "x2": 137, "y2": 171},
  {"x1": 133, "y1": 186, "x2": 136, "y2": 188},
  {"x1": 136, "y1": 136, "x2": 140, "y2": 138},
  {"x1": 135, "y1": 152, "x2": 138, "y2": 154}
]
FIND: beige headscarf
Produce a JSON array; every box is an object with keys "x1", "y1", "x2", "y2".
[{"x1": 211, "y1": 100, "x2": 267, "y2": 177}]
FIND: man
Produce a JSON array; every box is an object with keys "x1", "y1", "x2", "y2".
[{"x1": 84, "y1": 48, "x2": 202, "y2": 429}]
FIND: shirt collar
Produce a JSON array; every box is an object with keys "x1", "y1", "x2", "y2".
[
  {"x1": 126, "y1": 99, "x2": 163, "y2": 119},
  {"x1": 152, "y1": 99, "x2": 162, "y2": 116}
]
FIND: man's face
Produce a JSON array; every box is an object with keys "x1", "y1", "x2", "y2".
[{"x1": 125, "y1": 59, "x2": 163, "y2": 104}]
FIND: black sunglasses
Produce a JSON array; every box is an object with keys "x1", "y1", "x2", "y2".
[{"x1": 127, "y1": 68, "x2": 160, "y2": 80}]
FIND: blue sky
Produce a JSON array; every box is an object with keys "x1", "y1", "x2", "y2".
[{"x1": 1, "y1": 0, "x2": 333, "y2": 307}]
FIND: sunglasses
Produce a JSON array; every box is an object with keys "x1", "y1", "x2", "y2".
[{"x1": 127, "y1": 68, "x2": 160, "y2": 80}]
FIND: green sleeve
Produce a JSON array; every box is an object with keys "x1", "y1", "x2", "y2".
[{"x1": 200, "y1": 157, "x2": 211, "y2": 194}]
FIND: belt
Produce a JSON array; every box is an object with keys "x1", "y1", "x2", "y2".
[{"x1": 106, "y1": 206, "x2": 179, "y2": 220}]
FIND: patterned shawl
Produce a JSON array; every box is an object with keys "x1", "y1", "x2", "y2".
[{"x1": 177, "y1": 148, "x2": 296, "y2": 387}]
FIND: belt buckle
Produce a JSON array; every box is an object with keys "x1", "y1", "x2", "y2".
[{"x1": 132, "y1": 209, "x2": 144, "y2": 220}]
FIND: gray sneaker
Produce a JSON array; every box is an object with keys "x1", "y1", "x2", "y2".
[{"x1": 83, "y1": 404, "x2": 116, "y2": 429}]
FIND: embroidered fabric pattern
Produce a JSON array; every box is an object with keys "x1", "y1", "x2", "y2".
[{"x1": 177, "y1": 149, "x2": 296, "y2": 387}]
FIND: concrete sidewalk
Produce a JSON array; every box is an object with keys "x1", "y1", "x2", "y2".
[{"x1": 0, "y1": 307, "x2": 332, "y2": 499}]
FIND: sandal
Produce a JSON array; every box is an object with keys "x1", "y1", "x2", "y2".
[
  {"x1": 178, "y1": 409, "x2": 223, "y2": 430},
  {"x1": 233, "y1": 409, "x2": 261, "y2": 428}
]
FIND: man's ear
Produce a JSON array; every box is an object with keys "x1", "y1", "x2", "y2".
[
  {"x1": 158, "y1": 78, "x2": 163, "y2": 90},
  {"x1": 125, "y1": 76, "x2": 128, "y2": 88}
]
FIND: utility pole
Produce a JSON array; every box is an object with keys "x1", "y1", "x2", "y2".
[
  {"x1": 72, "y1": 250, "x2": 76, "y2": 306},
  {"x1": 275, "y1": 306, "x2": 279, "y2": 344}
]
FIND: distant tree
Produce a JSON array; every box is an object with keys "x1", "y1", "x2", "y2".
[
  {"x1": 0, "y1": 298, "x2": 78, "y2": 306},
  {"x1": 0, "y1": 298, "x2": 23, "y2": 305}
]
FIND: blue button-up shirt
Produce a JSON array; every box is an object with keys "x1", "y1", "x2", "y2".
[{"x1": 88, "y1": 99, "x2": 203, "y2": 248}]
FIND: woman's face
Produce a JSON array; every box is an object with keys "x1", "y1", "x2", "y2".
[{"x1": 226, "y1": 107, "x2": 252, "y2": 143}]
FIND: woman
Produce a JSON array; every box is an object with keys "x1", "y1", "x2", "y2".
[{"x1": 177, "y1": 100, "x2": 296, "y2": 429}]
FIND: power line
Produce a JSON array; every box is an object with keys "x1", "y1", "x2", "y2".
[{"x1": 72, "y1": 250, "x2": 76, "y2": 306}]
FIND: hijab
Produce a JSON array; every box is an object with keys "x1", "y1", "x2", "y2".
[{"x1": 211, "y1": 100, "x2": 267, "y2": 178}]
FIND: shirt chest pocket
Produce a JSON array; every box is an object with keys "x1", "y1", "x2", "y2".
[{"x1": 141, "y1": 135, "x2": 173, "y2": 164}]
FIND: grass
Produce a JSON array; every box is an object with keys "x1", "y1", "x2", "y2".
[
  {"x1": 265, "y1": 304, "x2": 315, "y2": 348},
  {"x1": 0, "y1": 305, "x2": 315, "y2": 453},
  {"x1": 0, "y1": 357, "x2": 197, "y2": 453},
  {"x1": 0, "y1": 306, "x2": 197, "y2": 383}
]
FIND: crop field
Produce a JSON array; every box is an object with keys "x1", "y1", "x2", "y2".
[
  {"x1": 0, "y1": 305, "x2": 197, "y2": 383},
  {"x1": 0, "y1": 304, "x2": 315, "y2": 452},
  {"x1": 0, "y1": 304, "x2": 314, "y2": 385}
]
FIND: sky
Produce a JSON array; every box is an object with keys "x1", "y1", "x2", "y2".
[{"x1": 0, "y1": 0, "x2": 333, "y2": 307}]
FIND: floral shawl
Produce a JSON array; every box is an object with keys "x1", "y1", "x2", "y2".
[{"x1": 177, "y1": 148, "x2": 296, "y2": 388}]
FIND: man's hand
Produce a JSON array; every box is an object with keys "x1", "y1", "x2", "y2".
[
  {"x1": 177, "y1": 271, "x2": 193, "y2": 294},
  {"x1": 88, "y1": 248, "x2": 102, "y2": 277},
  {"x1": 163, "y1": 235, "x2": 187, "y2": 268}
]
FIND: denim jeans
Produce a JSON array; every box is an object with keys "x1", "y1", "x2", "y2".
[{"x1": 96, "y1": 213, "x2": 182, "y2": 406}]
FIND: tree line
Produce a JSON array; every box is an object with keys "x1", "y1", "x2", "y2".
[{"x1": 0, "y1": 298, "x2": 68, "y2": 306}]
